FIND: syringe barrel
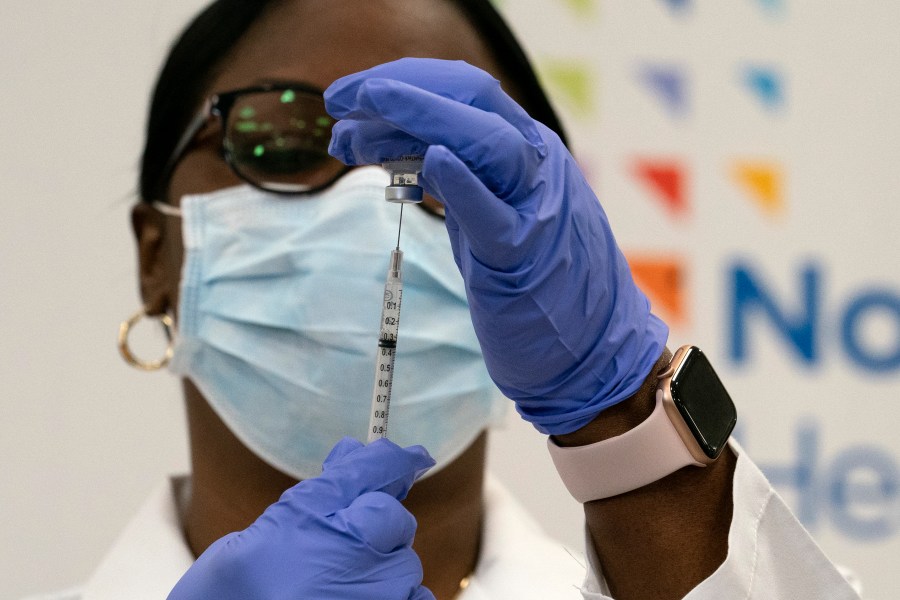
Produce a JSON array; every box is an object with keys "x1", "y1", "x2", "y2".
[
  {"x1": 368, "y1": 342, "x2": 395, "y2": 442},
  {"x1": 367, "y1": 250, "x2": 404, "y2": 442}
]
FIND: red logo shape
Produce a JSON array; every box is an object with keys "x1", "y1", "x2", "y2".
[{"x1": 633, "y1": 160, "x2": 688, "y2": 216}]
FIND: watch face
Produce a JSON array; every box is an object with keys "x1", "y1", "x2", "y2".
[{"x1": 670, "y1": 348, "x2": 737, "y2": 459}]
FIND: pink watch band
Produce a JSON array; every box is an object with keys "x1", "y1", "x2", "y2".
[{"x1": 547, "y1": 389, "x2": 705, "y2": 502}]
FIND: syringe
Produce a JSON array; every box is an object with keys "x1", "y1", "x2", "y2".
[
  {"x1": 367, "y1": 156, "x2": 424, "y2": 442},
  {"x1": 367, "y1": 247, "x2": 403, "y2": 442}
]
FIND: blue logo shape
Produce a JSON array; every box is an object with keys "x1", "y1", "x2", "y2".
[
  {"x1": 756, "y1": 0, "x2": 785, "y2": 14},
  {"x1": 661, "y1": 0, "x2": 691, "y2": 12},
  {"x1": 743, "y1": 66, "x2": 784, "y2": 111},
  {"x1": 637, "y1": 64, "x2": 688, "y2": 117}
]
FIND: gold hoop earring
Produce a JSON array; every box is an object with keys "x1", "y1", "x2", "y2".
[{"x1": 118, "y1": 309, "x2": 175, "y2": 371}]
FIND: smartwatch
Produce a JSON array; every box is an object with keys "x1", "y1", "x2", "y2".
[{"x1": 547, "y1": 346, "x2": 737, "y2": 502}]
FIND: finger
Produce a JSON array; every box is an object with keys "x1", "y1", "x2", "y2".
[
  {"x1": 335, "y1": 491, "x2": 417, "y2": 554},
  {"x1": 442, "y1": 209, "x2": 464, "y2": 272},
  {"x1": 322, "y1": 436, "x2": 364, "y2": 469},
  {"x1": 344, "y1": 78, "x2": 542, "y2": 200},
  {"x1": 166, "y1": 532, "x2": 246, "y2": 599},
  {"x1": 329, "y1": 120, "x2": 428, "y2": 166},
  {"x1": 325, "y1": 57, "x2": 543, "y2": 148},
  {"x1": 408, "y1": 586, "x2": 438, "y2": 600},
  {"x1": 422, "y1": 145, "x2": 525, "y2": 271},
  {"x1": 282, "y1": 438, "x2": 435, "y2": 514}
]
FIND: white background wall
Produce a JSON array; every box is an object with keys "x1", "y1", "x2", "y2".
[
  {"x1": 2, "y1": 1, "x2": 898, "y2": 599},
  {"x1": 2, "y1": 2, "x2": 203, "y2": 597}
]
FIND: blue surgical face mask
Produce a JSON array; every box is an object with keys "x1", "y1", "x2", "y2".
[{"x1": 165, "y1": 167, "x2": 504, "y2": 480}]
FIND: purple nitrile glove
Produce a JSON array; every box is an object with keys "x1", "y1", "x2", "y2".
[
  {"x1": 325, "y1": 58, "x2": 668, "y2": 435},
  {"x1": 167, "y1": 437, "x2": 436, "y2": 600}
]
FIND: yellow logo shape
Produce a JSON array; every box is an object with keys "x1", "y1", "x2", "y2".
[{"x1": 732, "y1": 161, "x2": 784, "y2": 215}]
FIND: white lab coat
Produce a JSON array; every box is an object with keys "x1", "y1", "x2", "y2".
[
  {"x1": 28, "y1": 443, "x2": 862, "y2": 600},
  {"x1": 582, "y1": 442, "x2": 863, "y2": 599}
]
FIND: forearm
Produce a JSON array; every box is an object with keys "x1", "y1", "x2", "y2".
[{"x1": 553, "y1": 350, "x2": 736, "y2": 600}]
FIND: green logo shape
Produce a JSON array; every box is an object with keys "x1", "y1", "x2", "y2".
[
  {"x1": 538, "y1": 60, "x2": 596, "y2": 117},
  {"x1": 563, "y1": 0, "x2": 597, "y2": 16},
  {"x1": 491, "y1": 0, "x2": 597, "y2": 16}
]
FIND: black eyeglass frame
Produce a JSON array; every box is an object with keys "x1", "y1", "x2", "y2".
[{"x1": 158, "y1": 81, "x2": 351, "y2": 201}]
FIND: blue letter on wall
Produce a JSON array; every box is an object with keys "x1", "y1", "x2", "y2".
[
  {"x1": 841, "y1": 290, "x2": 900, "y2": 373},
  {"x1": 730, "y1": 262, "x2": 820, "y2": 364}
]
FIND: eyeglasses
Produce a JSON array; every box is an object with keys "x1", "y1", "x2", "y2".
[{"x1": 161, "y1": 82, "x2": 350, "y2": 198}]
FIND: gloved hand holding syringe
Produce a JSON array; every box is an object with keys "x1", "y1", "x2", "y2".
[{"x1": 367, "y1": 156, "x2": 425, "y2": 442}]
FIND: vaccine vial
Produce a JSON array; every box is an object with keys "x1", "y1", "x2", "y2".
[{"x1": 382, "y1": 156, "x2": 424, "y2": 203}]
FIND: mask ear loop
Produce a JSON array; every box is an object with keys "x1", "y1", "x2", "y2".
[
  {"x1": 118, "y1": 308, "x2": 175, "y2": 371},
  {"x1": 151, "y1": 202, "x2": 183, "y2": 218}
]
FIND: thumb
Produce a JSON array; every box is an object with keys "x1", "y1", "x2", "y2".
[
  {"x1": 282, "y1": 438, "x2": 435, "y2": 514},
  {"x1": 322, "y1": 436, "x2": 365, "y2": 469},
  {"x1": 335, "y1": 491, "x2": 417, "y2": 553}
]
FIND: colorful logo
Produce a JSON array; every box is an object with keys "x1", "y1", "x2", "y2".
[
  {"x1": 732, "y1": 160, "x2": 784, "y2": 216},
  {"x1": 637, "y1": 63, "x2": 688, "y2": 116},
  {"x1": 627, "y1": 255, "x2": 687, "y2": 327},
  {"x1": 539, "y1": 60, "x2": 595, "y2": 117},
  {"x1": 632, "y1": 159, "x2": 688, "y2": 216},
  {"x1": 742, "y1": 65, "x2": 785, "y2": 111}
]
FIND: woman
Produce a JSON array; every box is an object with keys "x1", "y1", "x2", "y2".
[{"x1": 62, "y1": 0, "x2": 860, "y2": 598}]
